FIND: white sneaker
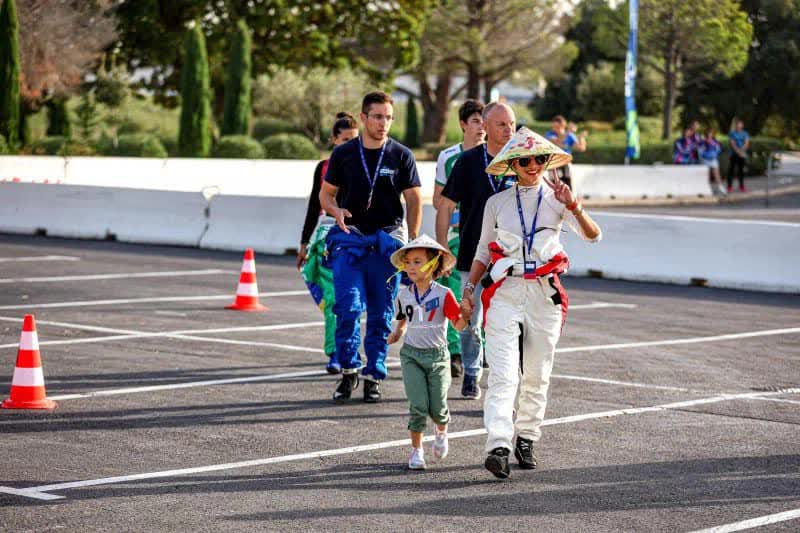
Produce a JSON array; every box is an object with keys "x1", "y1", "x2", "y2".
[
  {"x1": 408, "y1": 447, "x2": 426, "y2": 470},
  {"x1": 432, "y1": 428, "x2": 449, "y2": 460}
]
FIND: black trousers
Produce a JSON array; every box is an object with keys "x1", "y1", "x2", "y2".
[{"x1": 727, "y1": 154, "x2": 746, "y2": 188}]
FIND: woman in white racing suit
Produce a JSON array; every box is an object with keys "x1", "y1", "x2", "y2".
[{"x1": 460, "y1": 127, "x2": 602, "y2": 478}]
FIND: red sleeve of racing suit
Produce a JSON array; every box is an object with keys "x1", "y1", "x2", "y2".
[{"x1": 443, "y1": 290, "x2": 461, "y2": 323}]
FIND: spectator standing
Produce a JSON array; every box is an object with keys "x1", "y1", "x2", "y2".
[
  {"x1": 728, "y1": 118, "x2": 750, "y2": 193},
  {"x1": 319, "y1": 91, "x2": 422, "y2": 403},
  {"x1": 545, "y1": 116, "x2": 586, "y2": 189},
  {"x1": 698, "y1": 128, "x2": 726, "y2": 196},
  {"x1": 298, "y1": 113, "x2": 360, "y2": 373},
  {"x1": 432, "y1": 99, "x2": 485, "y2": 378},
  {"x1": 673, "y1": 127, "x2": 699, "y2": 164}
]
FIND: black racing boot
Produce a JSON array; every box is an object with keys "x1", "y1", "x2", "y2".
[
  {"x1": 333, "y1": 372, "x2": 358, "y2": 402},
  {"x1": 450, "y1": 353, "x2": 463, "y2": 378},
  {"x1": 363, "y1": 379, "x2": 382, "y2": 403},
  {"x1": 485, "y1": 447, "x2": 511, "y2": 479},
  {"x1": 514, "y1": 436, "x2": 538, "y2": 470}
]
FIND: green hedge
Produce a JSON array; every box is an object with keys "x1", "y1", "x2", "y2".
[
  {"x1": 30, "y1": 136, "x2": 95, "y2": 156},
  {"x1": 252, "y1": 118, "x2": 302, "y2": 141},
  {"x1": 262, "y1": 133, "x2": 319, "y2": 159},
  {"x1": 0, "y1": 134, "x2": 7, "y2": 154},
  {"x1": 101, "y1": 134, "x2": 168, "y2": 158},
  {"x1": 212, "y1": 135, "x2": 265, "y2": 159}
]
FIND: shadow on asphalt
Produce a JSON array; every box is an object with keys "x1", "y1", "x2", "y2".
[{"x1": 4, "y1": 455, "x2": 797, "y2": 512}]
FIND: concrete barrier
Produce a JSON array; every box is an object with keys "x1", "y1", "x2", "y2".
[
  {"x1": 0, "y1": 182, "x2": 207, "y2": 246},
  {"x1": 0, "y1": 156, "x2": 65, "y2": 183},
  {"x1": 570, "y1": 164, "x2": 711, "y2": 200},
  {"x1": 199, "y1": 195, "x2": 307, "y2": 254},
  {"x1": 562, "y1": 212, "x2": 800, "y2": 293}
]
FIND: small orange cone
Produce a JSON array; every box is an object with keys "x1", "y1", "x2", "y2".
[
  {"x1": 2, "y1": 314, "x2": 57, "y2": 410},
  {"x1": 226, "y1": 248, "x2": 267, "y2": 312}
]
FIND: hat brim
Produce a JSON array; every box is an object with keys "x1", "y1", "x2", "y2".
[
  {"x1": 487, "y1": 152, "x2": 572, "y2": 176},
  {"x1": 390, "y1": 240, "x2": 457, "y2": 275}
]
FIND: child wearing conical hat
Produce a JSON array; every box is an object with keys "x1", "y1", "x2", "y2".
[{"x1": 387, "y1": 234, "x2": 472, "y2": 470}]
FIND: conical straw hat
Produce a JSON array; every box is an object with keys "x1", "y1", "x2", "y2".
[
  {"x1": 390, "y1": 234, "x2": 456, "y2": 274},
  {"x1": 486, "y1": 126, "x2": 572, "y2": 176}
]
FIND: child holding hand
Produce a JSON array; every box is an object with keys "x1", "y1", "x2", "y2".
[{"x1": 388, "y1": 235, "x2": 472, "y2": 470}]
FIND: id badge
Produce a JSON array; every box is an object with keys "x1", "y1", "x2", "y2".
[{"x1": 524, "y1": 260, "x2": 538, "y2": 279}]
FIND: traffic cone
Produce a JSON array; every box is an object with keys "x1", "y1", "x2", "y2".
[
  {"x1": 226, "y1": 248, "x2": 267, "y2": 312},
  {"x1": 2, "y1": 314, "x2": 57, "y2": 410}
]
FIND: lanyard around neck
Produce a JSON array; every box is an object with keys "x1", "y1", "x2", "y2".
[
  {"x1": 515, "y1": 184, "x2": 544, "y2": 257},
  {"x1": 482, "y1": 145, "x2": 503, "y2": 194},
  {"x1": 358, "y1": 137, "x2": 387, "y2": 209},
  {"x1": 413, "y1": 284, "x2": 433, "y2": 306}
]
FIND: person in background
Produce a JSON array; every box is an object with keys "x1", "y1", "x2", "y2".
[
  {"x1": 320, "y1": 91, "x2": 422, "y2": 403},
  {"x1": 298, "y1": 113, "x2": 359, "y2": 374},
  {"x1": 433, "y1": 99, "x2": 485, "y2": 378},
  {"x1": 688, "y1": 119, "x2": 703, "y2": 161},
  {"x1": 698, "y1": 128, "x2": 726, "y2": 196},
  {"x1": 436, "y1": 102, "x2": 517, "y2": 400},
  {"x1": 545, "y1": 116, "x2": 586, "y2": 190},
  {"x1": 673, "y1": 126, "x2": 698, "y2": 164},
  {"x1": 387, "y1": 236, "x2": 470, "y2": 470},
  {"x1": 728, "y1": 118, "x2": 750, "y2": 193}
]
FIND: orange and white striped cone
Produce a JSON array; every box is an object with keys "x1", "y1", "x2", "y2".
[
  {"x1": 2, "y1": 314, "x2": 57, "y2": 410},
  {"x1": 226, "y1": 248, "x2": 267, "y2": 312}
]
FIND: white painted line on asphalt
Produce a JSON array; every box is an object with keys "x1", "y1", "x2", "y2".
[
  {"x1": 167, "y1": 334, "x2": 326, "y2": 354},
  {"x1": 572, "y1": 302, "x2": 638, "y2": 310},
  {"x1": 595, "y1": 210, "x2": 800, "y2": 228},
  {"x1": 0, "y1": 269, "x2": 229, "y2": 284},
  {"x1": 0, "y1": 485, "x2": 65, "y2": 501},
  {"x1": 2, "y1": 388, "x2": 795, "y2": 501},
  {"x1": 748, "y1": 396, "x2": 800, "y2": 406},
  {"x1": 0, "y1": 290, "x2": 308, "y2": 310},
  {"x1": 0, "y1": 321, "x2": 326, "y2": 349},
  {"x1": 0, "y1": 316, "x2": 142, "y2": 336},
  {"x1": 556, "y1": 327, "x2": 800, "y2": 353},
  {"x1": 688, "y1": 508, "x2": 800, "y2": 532},
  {"x1": 0, "y1": 255, "x2": 80, "y2": 263},
  {"x1": 551, "y1": 374, "x2": 689, "y2": 392}
]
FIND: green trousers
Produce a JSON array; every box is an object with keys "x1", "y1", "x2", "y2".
[
  {"x1": 400, "y1": 344, "x2": 451, "y2": 433},
  {"x1": 440, "y1": 232, "x2": 461, "y2": 355}
]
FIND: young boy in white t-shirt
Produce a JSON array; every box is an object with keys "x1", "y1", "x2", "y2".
[{"x1": 388, "y1": 235, "x2": 471, "y2": 470}]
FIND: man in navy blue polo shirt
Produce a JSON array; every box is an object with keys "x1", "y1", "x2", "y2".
[{"x1": 320, "y1": 91, "x2": 422, "y2": 403}]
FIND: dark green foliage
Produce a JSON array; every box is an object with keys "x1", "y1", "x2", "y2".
[
  {"x1": 75, "y1": 92, "x2": 100, "y2": 141},
  {"x1": 251, "y1": 118, "x2": 303, "y2": 141},
  {"x1": 221, "y1": 20, "x2": 252, "y2": 136},
  {"x1": 212, "y1": 135, "x2": 264, "y2": 159},
  {"x1": 46, "y1": 98, "x2": 72, "y2": 138},
  {"x1": 0, "y1": 0, "x2": 21, "y2": 147},
  {"x1": 0, "y1": 134, "x2": 7, "y2": 154},
  {"x1": 102, "y1": 134, "x2": 168, "y2": 158},
  {"x1": 30, "y1": 137, "x2": 94, "y2": 156},
  {"x1": 680, "y1": 0, "x2": 800, "y2": 139},
  {"x1": 178, "y1": 25, "x2": 212, "y2": 157},
  {"x1": 404, "y1": 97, "x2": 420, "y2": 148},
  {"x1": 261, "y1": 133, "x2": 319, "y2": 159}
]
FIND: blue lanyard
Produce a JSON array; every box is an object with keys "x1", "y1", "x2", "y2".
[
  {"x1": 483, "y1": 145, "x2": 502, "y2": 193},
  {"x1": 413, "y1": 284, "x2": 433, "y2": 306},
  {"x1": 358, "y1": 137, "x2": 387, "y2": 209},
  {"x1": 515, "y1": 184, "x2": 543, "y2": 257}
]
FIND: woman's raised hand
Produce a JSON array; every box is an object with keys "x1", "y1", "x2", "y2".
[{"x1": 543, "y1": 171, "x2": 575, "y2": 206}]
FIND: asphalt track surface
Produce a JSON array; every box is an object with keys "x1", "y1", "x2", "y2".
[{"x1": 0, "y1": 234, "x2": 798, "y2": 532}]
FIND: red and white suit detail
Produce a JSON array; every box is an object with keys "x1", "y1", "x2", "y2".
[{"x1": 475, "y1": 184, "x2": 601, "y2": 452}]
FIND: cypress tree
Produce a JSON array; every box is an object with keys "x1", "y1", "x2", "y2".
[
  {"x1": 404, "y1": 97, "x2": 420, "y2": 148},
  {"x1": 46, "y1": 97, "x2": 72, "y2": 138},
  {"x1": 178, "y1": 24, "x2": 211, "y2": 157},
  {"x1": 0, "y1": 0, "x2": 21, "y2": 147},
  {"x1": 221, "y1": 20, "x2": 252, "y2": 136}
]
